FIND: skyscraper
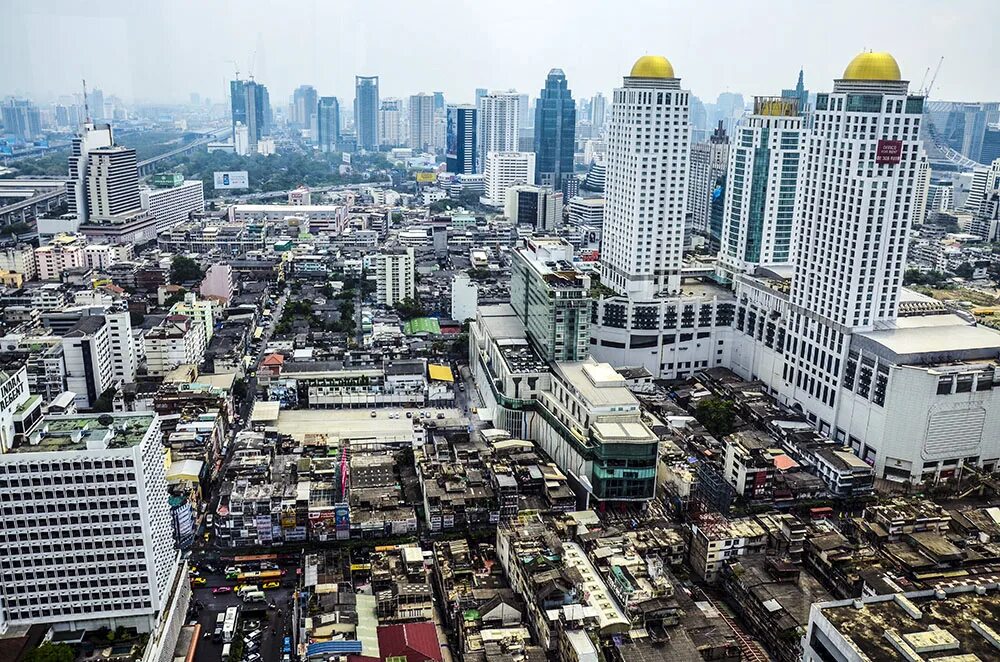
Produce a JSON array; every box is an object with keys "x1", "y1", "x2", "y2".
[
  {"x1": 354, "y1": 75, "x2": 379, "y2": 150},
  {"x1": 781, "y1": 69, "x2": 810, "y2": 122},
  {"x1": 785, "y1": 52, "x2": 926, "y2": 426},
  {"x1": 533, "y1": 69, "x2": 576, "y2": 192},
  {"x1": 590, "y1": 92, "x2": 607, "y2": 133},
  {"x1": 292, "y1": 84, "x2": 318, "y2": 130},
  {"x1": 446, "y1": 104, "x2": 477, "y2": 175},
  {"x1": 316, "y1": 96, "x2": 341, "y2": 153},
  {"x1": 688, "y1": 121, "x2": 730, "y2": 242},
  {"x1": 67, "y1": 122, "x2": 115, "y2": 221},
  {"x1": 378, "y1": 98, "x2": 403, "y2": 147},
  {"x1": 86, "y1": 146, "x2": 143, "y2": 218},
  {"x1": 408, "y1": 93, "x2": 435, "y2": 153},
  {"x1": 1, "y1": 100, "x2": 42, "y2": 143},
  {"x1": 432, "y1": 91, "x2": 445, "y2": 111},
  {"x1": 89, "y1": 89, "x2": 105, "y2": 121},
  {"x1": 718, "y1": 98, "x2": 805, "y2": 278},
  {"x1": 477, "y1": 90, "x2": 521, "y2": 172},
  {"x1": 475, "y1": 88, "x2": 488, "y2": 108},
  {"x1": 601, "y1": 55, "x2": 690, "y2": 298},
  {"x1": 230, "y1": 79, "x2": 270, "y2": 153}
]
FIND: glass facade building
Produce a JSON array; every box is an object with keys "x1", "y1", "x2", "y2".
[{"x1": 533, "y1": 69, "x2": 576, "y2": 192}]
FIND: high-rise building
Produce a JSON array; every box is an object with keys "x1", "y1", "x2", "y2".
[
  {"x1": 484, "y1": 152, "x2": 535, "y2": 207},
  {"x1": 0, "y1": 412, "x2": 176, "y2": 633},
  {"x1": 140, "y1": 180, "x2": 205, "y2": 232},
  {"x1": 86, "y1": 146, "x2": 142, "y2": 219},
  {"x1": 0, "y1": 365, "x2": 34, "y2": 454},
  {"x1": 601, "y1": 55, "x2": 690, "y2": 299},
  {"x1": 61, "y1": 316, "x2": 114, "y2": 410},
  {"x1": 67, "y1": 122, "x2": 114, "y2": 221},
  {"x1": 688, "y1": 121, "x2": 730, "y2": 242},
  {"x1": 477, "y1": 91, "x2": 521, "y2": 172},
  {"x1": 446, "y1": 105, "x2": 477, "y2": 175},
  {"x1": 714, "y1": 92, "x2": 746, "y2": 135},
  {"x1": 533, "y1": 69, "x2": 576, "y2": 193},
  {"x1": 292, "y1": 84, "x2": 318, "y2": 130},
  {"x1": 316, "y1": 96, "x2": 341, "y2": 153},
  {"x1": 781, "y1": 69, "x2": 810, "y2": 122},
  {"x1": 964, "y1": 158, "x2": 1000, "y2": 216},
  {"x1": 378, "y1": 98, "x2": 403, "y2": 147},
  {"x1": 782, "y1": 52, "x2": 929, "y2": 431},
  {"x1": 925, "y1": 101, "x2": 993, "y2": 164},
  {"x1": 408, "y1": 93, "x2": 435, "y2": 152},
  {"x1": 230, "y1": 79, "x2": 270, "y2": 152},
  {"x1": 925, "y1": 181, "x2": 955, "y2": 219},
  {"x1": 504, "y1": 185, "x2": 563, "y2": 231},
  {"x1": 510, "y1": 237, "x2": 591, "y2": 362},
  {"x1": 375, "y1": 248, "x2": 415, "y2": 306},
  {"x1": 590, "y1": 92, "x2": 607, "y2": 133},
  {"x1": 354, "y1": 75, "x2": 379, "y2": 150},
  {"x1": 718, "y1": 98, "x2": 805, "y2": 278},
  {"x1": 1, "y1": 99, "x2": 42, "y2": 143},
  {"x1": 89, "y1": 89, "x2": 105, "y2": 121},
  {"x1": 432, "y1": 91, "x2": 445, "y2": 111},
  {"x1": 475, "y1": 88, "x2": 488, "y2": 107}
]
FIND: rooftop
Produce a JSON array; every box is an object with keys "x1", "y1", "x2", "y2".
[
  {"x1": 855, "y1": 315, "x2": 1000, "y2": 364},
  {"x1": 12, "y1": 414, "x2": 155, "y2": 454}
]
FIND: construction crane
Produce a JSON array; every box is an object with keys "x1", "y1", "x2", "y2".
[{"x1": 923, "y1": 56, "x2": 944, "y2": 97}]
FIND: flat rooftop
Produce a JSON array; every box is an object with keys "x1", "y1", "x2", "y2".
[
  {"x1": 855, "y1": 314, "x2": 1000, "y2": 364},
  {"x1": 554, "y1": 360, "x2": 640, "y2": 408},
  {"x1": 11, "y1": 413, "x2": 154, "y2": 454}
]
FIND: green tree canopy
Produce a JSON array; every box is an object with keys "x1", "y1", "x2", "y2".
[
  {"x1": 170, "y1": 256, "x2": 203, "y2": 284},
  {"x1": 694, "y1": 397, "x2": 736, "y2": 438},
  {"x1": 26, "y1": 643, "x2": 74, "y2": 662}
]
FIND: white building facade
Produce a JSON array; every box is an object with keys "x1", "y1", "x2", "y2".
[
  {"x1": 375, "y1": 248, "x2": 415, "y2": 307},
  {"x1": 477, "y1": 91, "x2": 522, "y2": 172},
  {"x1": 483, "y1": 152, "x2": 535, "y2": 208}
]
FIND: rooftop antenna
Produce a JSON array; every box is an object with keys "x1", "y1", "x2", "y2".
[{"x1": 82, "y1": 78, "x2": 90, "y2": 122}]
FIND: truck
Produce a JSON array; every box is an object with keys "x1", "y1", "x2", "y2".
[
  {"x1": 242, "y1": 590, "x2": 266, "y2": 603},
  {"x1": 236, "y1": 584, "x2": 260, "y2": 597},
  {"x1": 222, "y1": 605, "x2": 239, "y2": 643},
  {"x1": 220, "y1": 643, "x2": 232, "y2": 662}
]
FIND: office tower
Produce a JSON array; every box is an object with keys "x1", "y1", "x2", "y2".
[
  {"x1": 140, "y1": 179, "x2": 205, "y2": 232},
  {"x1": 688, "y1": 121, "x2": 730, "y2": 241},
  {"x1": 408, "y1": 93, "x2": 435, "y2": 152},
  {"x1": 964, "y1": 158, "x2": 1000, "y2": 216},
  {"x1": 378, "y1": 98, "x2": 403, "y2": 147},
  {"x1": 533, "y1": 69, "x2": 576, "y2": 192},
  {"x1": 375, "y1": 248, "x2": 415, "y2": 306},
  {"x1": 784, "y1": 51, "x2": 926, "y2": 425},
  {"x1": 67, "y1": 122, "x2": 115, "y2": 221},
  {"x1": 233, "y1": 123, "x2": 251, "y2": 156},
  {"x1": 0, "y1": 412, "x2": 176, "y2": 633},
  {"x1": 475, "y1": 88, "x2": 487, "y2": 107},
  {"x1": 590, "y1": 92, "x2": 607, "y2": 133},
  {"x1": 782, "y1": 69, "x2": 810, "y2": 122},
  {"x1": 317, "y1": 96, "x2": 341, "y2": 153},
  {"x1": 484, "y1": 152, "x2": 535, "y2": 207},
  {"x1": 925, "y1": 181, "x2": 954, "y2": 218},
  {"x1": 89, "y1": 89, "x2": 105, "y2": 120},
  {"x1": 715, "y1": 92, "x2": 746, "y2": 135},
  {"x1": 982, "y1": 127, "x2": 1000, "y2": 164},
  {"x1": 432, "y1": 91, "x2": 445, "y2": 111},
  {"x1": 1, "y1": 100, "x2": 42, "y2": 143},
  {"x1": 54, "y1": 104, "x2": 70, "y2": 127},
  {"x1": 518, "y1": 93, "x2": 531, "y2": 128},
  {"x1": 354, "y1": 75, "x2": 379, "y2": 150},
  {"x1": 689, "y1": 95, "x2": 709, "y2": 141},
  {"x1": 505, "y1": 185, "x2": 563, "y2": 231},
  {"x1": 446, "y1": 105, "x2": 477, "y2": 175},
  {"x1": 601, "y1": 55, "x2": 690, "y2": 299},
  {"x1": 477, "y1": 90, "x2": 521, "y2": 172},
  {"x1": 86, "y1": 146, "x2": 142, "y2": 218},
  {"x1": 925, "y1": 101, "x2": 992, "y2": 163},
  {"x1": 230, "y1": 79, "x2": 270, "y2": 152},
  {"x1": 510, "y1": 237, "x2": 591, "y2": 362},
  {"x1": 718, "y1": 98, "x2": 804, "y2": 279},
  {"x1": 292, "y1": 84, "x2": 318, "y2": 129}
]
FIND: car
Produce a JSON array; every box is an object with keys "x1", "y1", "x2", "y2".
[
  {"x1": 191, "y1": 577, "x2": 206, "y2": 585},
  {"x1": 212, "y1": 586, "x2": 232, "y2": 595},
  {"x1": 245, "y1": 654, "x2": 261, "y2": 662},
  {"x1": 245, "y1": 641, "x2": 259, "y2": 653},
  {"x1": 436, "y1": 412, "x2": 445, "y2": 419},
  {"x1": 245, "y1": 620, "x2": 261, "y2": 631},
  {"x1": 225, "y1": 566, "x2": 240, "y2": 575},
  {"x1": 405, "y1": 411, "x2": 413, "y2": 418},
  {"x1": 262, "y1": 581, "x2": 279, "y2": 589},
  {"x1": 370, "y1": 410, "x2": 377, "y2": 418}
]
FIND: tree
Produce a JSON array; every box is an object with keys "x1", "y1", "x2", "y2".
[
  {"x1": 953, "y1": 262, "x2": 975, "y2": 279},
  {"x1": 394, "y1": 297, "x2": 426, "y2": 320},
  {"x1": 695, "y1": 397, "x2": 736, "y2": 438},
  {"x1": 27, "y1": 643, "x2": 74, "y2": 662},
  {"x1": 232, "y1": 378, "x2": 248, "y2": 401},
  {"x1": 92, "y1": 387, "x2": 117, "y2": 413},
  {"x1": 170, "y1": 256, "x2": 203, "y2": 284}
]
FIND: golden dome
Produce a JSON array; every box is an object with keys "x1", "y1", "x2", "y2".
[
  {"x1": 630, "y1": 55, "x2": 675, "y2": 79},
  {"x1": 842, "y1": 51, "x2": 901, "y2": 81}
]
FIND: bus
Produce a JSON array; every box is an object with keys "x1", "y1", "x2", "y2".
[
  {"x1": 237, "y1": 569, "x2": 286, "y2": 581},
  {"x1": 222, "y1": 605, "x2": 240, "y2": 643}
]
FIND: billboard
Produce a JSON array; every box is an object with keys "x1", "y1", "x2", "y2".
[
  {"x1": 415, "y1": 172, "x2": 437, "y2": 183},
  {"x1": 342, "y1": 152, "x2": 351, "y2": 164},
  {"x1": 876, "y1": 140, "x2": 903, "y2": 165},
  {"x1": 213, "y1": 170, "x2": 249, "y2": 189}
]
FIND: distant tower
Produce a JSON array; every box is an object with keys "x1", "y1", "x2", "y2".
[
  {"x1": 354, "y1": 76, "x2": 380, "y2": 150},
  {"x1": 782, "y1": 68, "x2": 811, "y2": 125},
  {"x1": 476, "y1": 91, "x2": 521, "y2": 173},
  {"x1": 408, "y1": 93, "x2": 436, "y2": 153},
  {"x1": 316, "y1": 97, "x2": 341, "y2": 153},
  {"x1": 446, "y1": 105, "x2": 477, "y2": 175},
  {"x1": 533, "y1": 69, "x2": 576, "y2": 193}
]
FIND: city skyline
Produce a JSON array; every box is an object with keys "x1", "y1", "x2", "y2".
[{"x1": 2, "y1": 0, "x2": 998, "y2": 106}]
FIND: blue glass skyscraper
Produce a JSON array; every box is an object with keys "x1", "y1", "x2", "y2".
[
  {"x1": 446, "y1": 105, "x2": 477, "y2": 175},
  {"x1": 354, "y1": 76, "x2": 379, "y2": 151},
  {"x1": 533, "y1": 69, "x2": 576, "y2": 193}
]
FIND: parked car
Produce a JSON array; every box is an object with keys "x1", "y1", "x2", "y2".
[
  {"x1": 436, "y1": 412, "x2": 445, "y2": 419},
  {"x1": 191, "y1": 577, "x2": 206, "y2": 585},
  {"x1": 212, "y1": 586, "x2": 232, "y2": 595},
  {"x1": 262, "y1": 581, "x2": 279, "y2": 589},
  {"x1": 370, "y1": 410, "x2": 377, "y2": 418}
]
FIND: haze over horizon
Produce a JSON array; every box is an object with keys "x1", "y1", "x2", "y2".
[{"x1": 1, "y1": 0, "x2": 997, "y2": 106}]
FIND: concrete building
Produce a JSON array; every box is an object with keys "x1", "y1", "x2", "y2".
[
  {"x1": 0, "y1": 244, "x2": 37, "y2": 281},
  {"x1": 484, "y1": 152, "x2": 535, "y2": 207},
  {"x1": 567, "y1": 196, "x2": 605, "y2": 229},
  {"x1": 0, "y1": 413, "x2": 176, "y2": 634},
  {"x1": 689, "y1": 515, "x2": 767, "y2": 583},
  {"x1": 505, "y1": 185, "x2": 563, "y2": 231},
  {"x1": 144, "y1": 315, "x2": 207, "y2": 377},
  {"x1": 0, "y1": 363, "x2": 36, "y2": 453},
  {"x1": 510, "y1": 237, "x2": 591, "y2": 362},
  {"x1": 61, "y1": 316, "x2": 114, "y2": 410},
  {"x1": 140, "y1": 179, "x2": 205, "y2": 232},
  {"x1": 375, "y1": 248, "x2": 415, "y2": 307},
  {"x1": 477, "y1": 90, "x2": 521, "y2": 172},
  {"x1": 67, "y1": 122, "x2": 115, "y2": 222},
  {"x1": 446, "y1": 105, "x2": 477, "y2": 175},
  {"x1": 718, "y1": 97, "x2": 805, "y2": 279},
  {"x1": 408, "y1": 93, "x2": 435, "y2": 153},
  {"x1": 925, "y1": 180, "x2": 954, "y2": 219},
  {"x1": 170, "y1": 292, "x2": 217, "y2": 343},
  {"x1": 36, "y1": 233, "x2": 85, "y2": 281}
]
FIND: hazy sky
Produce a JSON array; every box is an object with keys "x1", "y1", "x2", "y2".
[{"x1": 2, "y1": 0, "x2": 997, "y2": 106}]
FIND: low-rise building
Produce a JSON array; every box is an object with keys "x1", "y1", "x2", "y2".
[{"x1": 689, "y1": 514, "x2": 767, "y2": 583}]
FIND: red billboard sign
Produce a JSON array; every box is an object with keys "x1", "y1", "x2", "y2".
[{"x1": 876, "y1": 140, "x2": 903, "y2": 164}]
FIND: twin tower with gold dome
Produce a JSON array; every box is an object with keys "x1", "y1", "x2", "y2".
[{"x1": 626, "y1": 51, "x2": 903, "y2": 82}]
